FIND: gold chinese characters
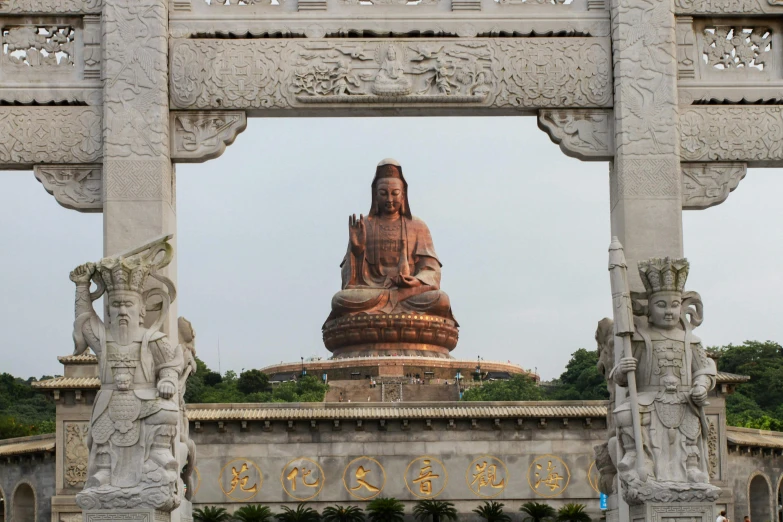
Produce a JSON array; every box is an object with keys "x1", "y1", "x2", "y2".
[
  {"x1": 528, "y1": 455, "x2": 570, "y2": 498},
  {"x1": 219, "y1": 459, "x2": 262, "y2": 501},
  {"x1": 281, "y1": 457, "x2": 325, "y2": 501},
  {"x1": 405, "y1": 456, "x2": 448, "y2": 498},
  {"x1": 343, "y1": 456, "x2": 386, "y2": 500},
  {"x1": 466, "y1": 456, "x2": 508, "y2": 498}
]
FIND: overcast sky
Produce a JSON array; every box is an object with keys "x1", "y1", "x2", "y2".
[{"x1": 1, "y1": 116, "x2": 781, "y2": 381}]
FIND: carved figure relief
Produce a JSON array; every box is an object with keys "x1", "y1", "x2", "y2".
[
  {"x1": 64, "y1": 422, "x2": 90, "y2": 487},
  {"x1": 707, "y1": 420, "x2": 719, "y2": 479},
  {"x1": 0, "y1": 108, "x2": 101, "y2": 166},
  {"x1": 171, "y1": 111, "x2": 247, "y2": 163},
  {"x1": 34, "y1": 165, "x2": 102, "y2": 212},
  {"x1": 538, "y1": 109, "x2": 613, "y2": 160},
  {"x1": 681, "y1": 162, "x2": 746, "y2": 210},
  {"x1": 170, "y1": 38, "x2": 612, "y2": 110},
  {"x1": 702, "y1": 26, "x2": 771, "y2": 71}
]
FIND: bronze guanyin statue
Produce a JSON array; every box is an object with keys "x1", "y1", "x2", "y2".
[{"x1": 323, "y1": 159, "x2": 458, "y2": 358}]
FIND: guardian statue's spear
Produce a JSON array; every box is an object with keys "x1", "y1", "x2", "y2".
[{"x1": 608, "y1": 237, "x2": 647, "y2": 482}]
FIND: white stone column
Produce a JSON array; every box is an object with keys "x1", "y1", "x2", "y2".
[
  {"x1": 102, "y1": 0, "x2": 176, "y2": 333},
  {"x1": 609, "y1": 0, "x2": 682, "y2": 290}
]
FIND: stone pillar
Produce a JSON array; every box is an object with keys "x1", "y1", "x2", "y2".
[
  {"x1": 609, "y1": 0, "x2": 682, "y2": 290},
  {"x1": 102, "y1": 0, "x2": 176, "y2": 333}
]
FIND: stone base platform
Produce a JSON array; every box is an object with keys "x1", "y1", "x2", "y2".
[
  {"x1": 84, "y1": 510, "x2": 170, "y2": 522},
  {"x1": 261, "y1": 355, "x2": 534, "y2": 382},
  {"x1": 322, "y1": 313, "x2": 459, "y2": 358}
]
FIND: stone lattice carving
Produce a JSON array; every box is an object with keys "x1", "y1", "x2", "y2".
[
  {"x1": 680, "y1": 106, "x2": 783, "y2": 162},
  {"x1": 538, "y1": 109, "x2": 613, "y2": 160},
  {"x1": 682, "y1": 162, "x2": 746, "y2": 210},
  {"x1": 0, "y1": 0, "x2": 102, "y2": 13},
  {"x1": 599, "y1": 249, "x2": 721, "y2": 505},
  {"x1": 707, "y1": 420, "x2": 718, "y2": 479},
  {"x1": 171, "y1": 111, "x2": 247, "y2": 163},
  {"x1": 1, "y1": 26, "x2": 74, "y2": 68},
  {"x1": 70, "y1": 236, "x2": 193, "y2": 511},
  {"x1": 34, "y1": 165, "x2": 103, "y2": 212},
  {"x1": 104, "y1": 160, "x2": 172, "y2": 202},
  {"x1": 0, "y1": 108, "x2": 101, "y2": 166},
  {"x1": 170, "y1": 38, "x2": 611, "y2": 110},
  {"x1": 702, "y1": 26, "x2": 771, "y2": 70},
  {"x1": 64, "y1": 422, "x2": 90, "y2": 487}
]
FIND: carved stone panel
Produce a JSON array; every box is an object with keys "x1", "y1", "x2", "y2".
[
  {"x1": 170, "y1": 37, "x2": 612, "y2": 111},
  {"x1": 681, "y1": 162, "x2": 746, "y2": 210},
  {"x1": 171, "y1": 111, "x2": 247, "y2": 163},
  {"x1": 538, "y1": 109, "x2": 613, "y2": 160},
  {"x1": 0, "y1": 107, "x2": 101, "y2": 167},
  {"x1": 675, "y1": 0, "x2": 783, "y2": 14},
  {"x1": 0, "y1": 0, "x2": 102, "y2": 14},
  {"x1": 64, "y1": 421, "x2": 89, "y2": 488},
  {"x1": 680, "y1": 106, "x2": 783, "y2": 164},
  {"x1": 34, "y1": 164, "x2": 102, "y2": 212}
]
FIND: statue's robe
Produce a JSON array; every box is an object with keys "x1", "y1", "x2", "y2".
[
  {"x1": 79, "y1": 315, "x2": 181, "y2": 489},
  {"x1": 613, "y1": 323, "x2": 717, "y2": 483},
  {"x1": 329, "y1": 215, "x2": 455, "y2": 322}
]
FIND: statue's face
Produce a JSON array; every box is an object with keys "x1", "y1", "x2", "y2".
[
  {"x1": 648, "y1": 292, "x2": 681, "y2": 329},
  {"x1": 376, "y1": 178, "x2": 404, "y2": 216},
  {"x1": 109, "y1": 291, "x2": 142, "y2": 329}
]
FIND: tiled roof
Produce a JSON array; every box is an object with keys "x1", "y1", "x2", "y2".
[
  {"x1": 58, "y1": 353, "x2": 98, "y2": 364},
  {"x1": 0, "y1": 434, "x2": 56, "y2": 457},
  {"x1": 31, "y1": 376, "x2": 100, "y2": 389},
  {"x1": 186, "y1": 401, "x2": 609, "y2": 421},
  {"x1": 716, "y1": 371, "x2": 750, "y2": 383},
  {"x1": 727, "y1": 426, "x2": 783, "y2": 449}
]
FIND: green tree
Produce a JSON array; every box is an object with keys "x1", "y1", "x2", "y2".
[
  {"x1": 0, "y1": 373, "x2": 56, "y2": 438},
  {"x1": 233, "y1": 505, "x2": 274, "y2": 522},
  {"x1": 520, "y1": 502, "x2": 556, "y2": 522},
  {"x1": 556, "y1": 504, "x2": 591, "y2": 522},
  {"x1": 275, "y1": 504, "x2": 320, "y2": 522},
  {"x1": 462, "y1": 375, "x2": 542, "y2": 401},
  {"x1": 238, "y1": 370, "x2": 270, "y2": 395},
  {"x1": 412, "y1": 499, "x2": 457, "y2": 522},
  {"x1": 366, "y1": 498, "x2": 405, "y2": 522},
  {"x1": 321, "y1": 506, "x2": 365, "y2": 522},
  {"x1": 194, "y1": 507, "x2": 232, "y2": 522},
  {"x1": 546, "y1": 349, "x2": 609, "y2": 400},
  {"x1": 472, "y1": 501, "x2": 511, "y2": 522},
  {"x1": 204, "y1": 371, "x2": 223, "y2": 387}
]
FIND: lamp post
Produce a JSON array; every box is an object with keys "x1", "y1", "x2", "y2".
[
  {"x1": 475, "y1": 355, "x2": 482, "y2": 382},
  {"x1": 301, "y1": 356, "x2": 306, "y2": 377},
  {"x1": 455, "y1": 370, "x2": 462, "y2": 399}
]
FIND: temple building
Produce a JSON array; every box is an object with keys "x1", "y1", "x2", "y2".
[{"x1": 2, "y1": 354, "x2": 782, "y2": 522}]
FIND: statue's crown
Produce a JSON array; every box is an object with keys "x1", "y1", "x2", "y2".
[
  {"x1": 638, "y1": 257, "x2": 689, "y2": 296},
  {"x1": 376, "y1": 158, "x2": 403, "y2": 180},
  {"x1": 97, "y1": 255, "x2": 152, "y2": 294}
]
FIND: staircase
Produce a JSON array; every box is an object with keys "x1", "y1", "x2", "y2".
[{"x1": 324, "y1": 380, "x2": 381, "y2": 403}]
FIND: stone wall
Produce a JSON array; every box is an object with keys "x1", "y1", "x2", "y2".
[
  {"x1": 0, "y1": 438, "x2": 56, "y2": 522},
  {"x1": 726, "y1": 447, "x2": 783, "y2": 522},
  {"x1": 188, "y1": 406, "x2": 609, "y2": 520}
]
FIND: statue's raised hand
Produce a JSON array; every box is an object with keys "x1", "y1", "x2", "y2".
[
  {"x1": 349, "y1": 214, "x2": 366, "y2": 254},
  {"x1": 70, "y1": 262, "x2": 95, "y2": 284}
]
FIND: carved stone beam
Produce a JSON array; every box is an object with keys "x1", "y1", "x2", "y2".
[
  {"x1": 537, "y1": 109, "x2": 613, "y2": 161},
  {"x1": 170, "y1": 111, "x2": 247, "y2": 163},
  {"x1": 34, "y1": 165, "x2": 103, "y2": 213},
  {"x1": 681, "y1": 162, "x2": 747, "y2": 210}
]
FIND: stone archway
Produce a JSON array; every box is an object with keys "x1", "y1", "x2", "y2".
[
  {"x1": 0, "y1": 484, "x2": 5, "y2": 522},
  {"x1": 749, "y1": 472, "x2": 773, "y2": 522},
  {"x1": 11, "y1": 482, "x2": 35, "y2": 522},
  {"x1": 777, "y1": 474, "x2": 783, "y2": 522}
]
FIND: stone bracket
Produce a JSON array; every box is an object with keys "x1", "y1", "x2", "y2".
[
  {"x1": 682, "y1": 162, "x2": 747, "y2": 210},
  {"x1": 170, "y1": 111, "x2": 247, "y2": 163},
  {"x1": 34, "y1": 164, "x2": 103, "y2": 213},
  {"x1": 538, "y1": 109, "x2": 614, "y2": 161}
]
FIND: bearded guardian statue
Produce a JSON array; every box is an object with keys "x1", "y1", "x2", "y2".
[
  {"x1": 70, "y1": 235, "x2": 192, "y2": 511},
  {"x1": 603, "y1": 256, "x2": 720, "y2": 504}
]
